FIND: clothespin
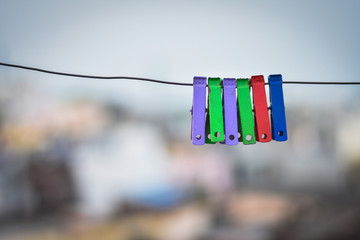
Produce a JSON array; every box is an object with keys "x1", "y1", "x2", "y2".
[
  {"x1": 268, "y1": 74, "x2": 288, "y2": 141},
  {"x1": 223, "y1": 78, "x2": 238, "y2": 145},
  {"x1": 191, "y1": 76, "x2": 207, "y2": 145},
  {"x1": 208, "y1": 77, "x2": 225, "y2": 142},
  {"x1": 251, "y1": 75, "x2": 272, "y2": 142},
  {"x1": 237, "y1": 78, "x2": 256, "y2": 144}
]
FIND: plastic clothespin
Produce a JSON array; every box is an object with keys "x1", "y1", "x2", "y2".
[
  {"x1": 236, "y1": 78, "x2": 256, "y2": 144},
  {"x1": 191, "y1": 76, "x2": 207, "y2": 145},
  {"x1": 268, "y1": 74, "x2": 288, "y2": 141},
  {"x1": 208, "y1": 77, "x2": 225, "y2": 142},
  {"x1": 251, "y1": 75, "x2": 272, "y2": 142},
  {"x1": 223, "y1": 78, "x2": 238, "y2": 145}
]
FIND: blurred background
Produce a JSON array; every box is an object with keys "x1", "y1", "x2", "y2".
[{"x1": 0, "y1": 0, "x2": 360, "y2": 239}]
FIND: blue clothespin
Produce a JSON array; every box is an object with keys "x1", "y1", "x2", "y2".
[{"x1": 268, "y1": 74, "x2": 288, "y2": 141}]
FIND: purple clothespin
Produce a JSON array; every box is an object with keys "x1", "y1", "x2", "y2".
[
  {"x1": 223, "y1": 78, "x2": 238, "y2": 145},
  {"x1": 191, "y1": 76, "x2": 207, "y2": 145}
]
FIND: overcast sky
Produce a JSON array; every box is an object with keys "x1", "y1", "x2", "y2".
[{"x1": 0, "y1": 0, "x2": 359, "y2": 114}]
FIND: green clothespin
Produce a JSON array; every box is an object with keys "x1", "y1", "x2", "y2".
[
  {"x1": 237, "y1": 78, "x2": 256, "y2": 144},
  {"x1": 208, "y1": 77, "x2": 225, "y2": 142}
]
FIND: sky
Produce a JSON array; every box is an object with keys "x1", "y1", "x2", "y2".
[{"x1": 0, "y1": 0, "x2": 359, "y2": 114}]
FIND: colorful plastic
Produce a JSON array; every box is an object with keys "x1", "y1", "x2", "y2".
[
  {"x1": 223, "y1": 78, "x2": 238, "y2": 145},
  {"x1": 251, "y1": 75, "x2": 272, "y2": 142},
  {"x1": 236, "y1": 78, "x2": 256, "y2": 144},
  {"x1": 191, "y1": 76, "x2": 207, "y2": 145},
  {"x1": 208, "y1": 77, "x2": 225, "y2": 142},
  {"x1": 268, "y1": 74, "x2": 288, "y2": 141}
]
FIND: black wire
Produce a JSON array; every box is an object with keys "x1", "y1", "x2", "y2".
[
  {"x1": 283, "y1": 81, "x2": 360, "y2": 85},
  {"x1": 1, "y1": 62, "x2": 360, "y2": 86},
  {"x1": 0, "y1": 62, "x2": 192, "y2": 86}
]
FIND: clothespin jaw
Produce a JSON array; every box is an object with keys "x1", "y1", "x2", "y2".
[
  {"x1": 191, "y1": 76, "x2": 207, "y2": 145},
  {"x1": 268, "y1": 74, "x2": 288, "y2": 141},
  {"x1": 236, "y1": 78, "x2": 256, "y2": 144},
  {"x1": 205, "y1": 109, "x2": 215, "y2": 144},
  {"x1": 223, "y1": 78, "x2": 238, "y2": 145},
  {"x1": 251, "y1": 75, "x2": 272, "y2": 142},
  {"x1": 208, "y1": 77, "x2": 225, "y2": 142}
]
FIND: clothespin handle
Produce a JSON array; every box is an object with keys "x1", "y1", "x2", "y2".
[
  {"x1": 208, "y1": 77, "x2": 225, "y2": 142},
  {"x1": 237, "y1": 78, "x2": 256, "y2": 144},
  {"x1": 191, "y1": 76, "x2": 207, "y2": 145},
  {"x1": 223, "y1": 78, "x2": 238, "y2": 145},
  {"x1": 251, "y1": 75, "x2": 272, "y2": 142},
  {"x1": 269, "y1": 74, "x2": 288, "y2": 141}
]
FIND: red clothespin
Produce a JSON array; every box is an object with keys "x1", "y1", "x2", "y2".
[{"x1": 251, "y1": 75, "x2": 272, "y2": 142}]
